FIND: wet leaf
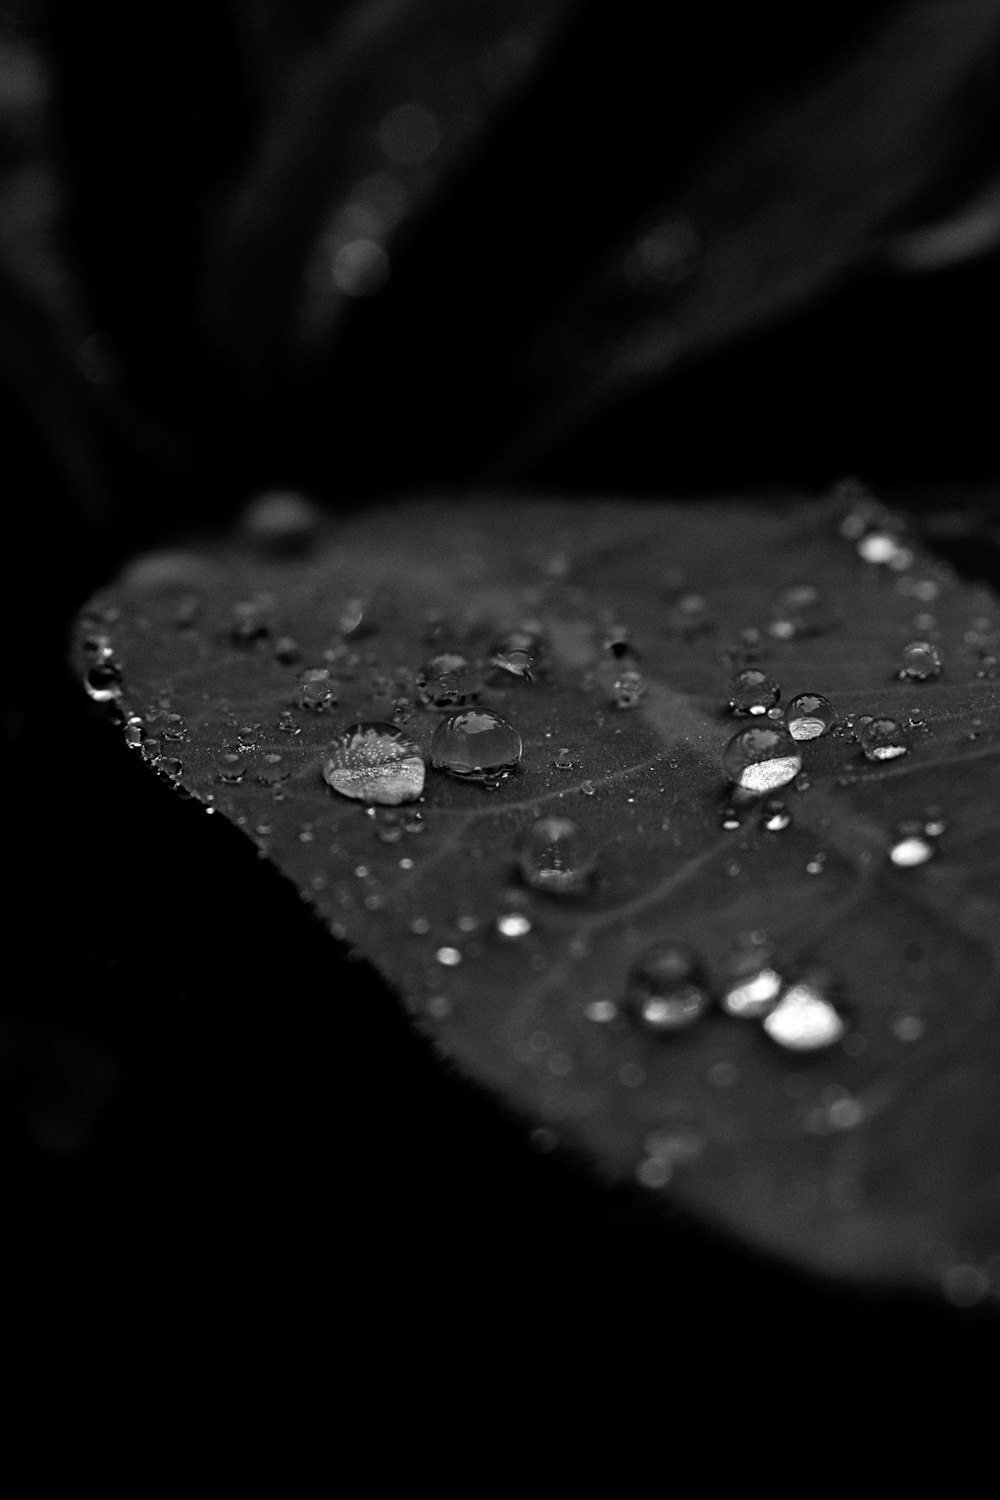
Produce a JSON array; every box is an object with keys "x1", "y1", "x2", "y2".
[{"x1": 73, "y1": 493, "x2": 1000, "y2": 1304}]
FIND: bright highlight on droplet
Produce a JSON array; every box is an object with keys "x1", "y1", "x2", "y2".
[
  {"x1": 763, "y1": 981, "x2": 846, "y2": 1051},
  {"x1": 723, "y1": 724, "x2": 802, "y2": 793},
  {"x1": 497, "y1": 912, "x2": 532, "y2": 938}
]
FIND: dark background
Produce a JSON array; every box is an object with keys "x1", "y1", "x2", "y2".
[{"x1": 2, "y1": 0, "x2": 998, "y2": 1399}]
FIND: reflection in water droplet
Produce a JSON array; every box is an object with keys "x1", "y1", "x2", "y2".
[
  {"x1": 431, "y1": 709, "x2": 521, "y2": 783},
  {"x1": 729, "y1": 668, "x2": 779, "y2": 715},
  {"x1": 859, "y1": 717, "x2": 909, "y2": 761},
  {"x1": 497, "y1": 911, "x2": 532, "y2": 938},
  {"x1": 723, "y1": 725, "x2": 802, "y2": 792},
  {"x1": 761, "y1": 796, "x2": 792, "y2": 832},
  {"x1": 322, "y1": 722, "x2": 425, "y2": 804},
  {"x1": 898, "y1": 640, "x2": 943, "y2": 681},
  {"x1": 625, "y1": 942, "x2": 710, "y2": 1032},
  {"x1": 518, "y1": 816, "x2": 597, "y2": 896},
  {"x1": 785, "y1": 692, "x2": 835, "y2": 741},
  {"x1": 763, "y1": 976, "x2": 846, "y2": 1051}
]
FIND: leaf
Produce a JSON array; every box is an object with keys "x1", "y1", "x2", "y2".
[{"x1": 73, "y1": 493, "x2": 1000, "y2": 1305}]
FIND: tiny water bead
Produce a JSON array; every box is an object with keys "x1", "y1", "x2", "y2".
[
  {"x1": 729, "y1": 667, "x2": 779, "y2": 715},
  {"x1": 431, "y1": 708, "x2": 522, "y2": 783},
  {"x1": 760, "y1": 797, "x2": 792, "y2": 832},
  {"x1": 762, "y1": 973, "x2": 846, "y2": 1052},
  {"x1": 625, "y1": 942, "x2": 711, "y2": 1033},
  {"x1": 898, "y1": 640, "x2": 943, "y2": 681},
  {"x1": 723, "y1": 724, "x2": 802, "y2": 793},
  {"x1": 497, "y1": 911, "x2": 532, "y2": 938},
  {"x1": 890, "y1": 833, "x2": 934, "y2": 867},
  {"x1": 490, "y1": 647, "x2": 534, "y2": 680},
  {"x1": 417, "y1": 653, "x2": 482, "y2": 707},
  {"x1": 322, "y1": 722, "x2": 425, "y2": 804},
  {"x1": 859, "y1": 716, "x2": 909, "y2": 762},
  {"x1": 518, "y1": 816, "x2": 597, "y2": 896},
  {"x1": 784, "y1": 692, "x2": 835, "y2": 741}
]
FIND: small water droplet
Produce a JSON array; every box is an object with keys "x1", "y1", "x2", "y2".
[
  {"x1": 805, "y1": 852, "x2": 826, "y2": 875},
  {"x1": 124, "y1": 715, "x2": 144, "y2": 749},
  {"x1": 579, "y1": 780, "x2": 596, "y2": 796},
  {"x1": 490, "y1": 647, "x2": 534, "y2": 680},
  {"x1": 729, "y1": 667, "x2": 779, "y2": 715},
  {"x1": 241, "y1": 490, "x2": 320, "y2": 550},
  {"x1": 763, "y1": 973, "x2": 846, "y2": 1051},
  {"x1": 768, "y1": 583, "x2": 831, "y2": 639},
  {"x1": 322, "y1": 722, "x2": 425, "y2": 804},
  {"x1": 898, "y1": 640, "x2": 943, "y2": 681},
  {"x1": 300, "y1": 667, "x2": 337, "y2": 711},
  {"x1": 720, "y1": 935, "x2": 784, "y2": 1018},
  {"x1": 667, "y1": 593, "x2": 713, "y2": 634},
  {"x1": 230, "y1": 598, "x2": 272, "y2": 643},
  {"x1": 431, "y1": 708, "x2": 521, "y2": 783},
  {"x1": 417, "y1": 652, "x2": 482, "y2": 707},
  {"x1": 273, "y1": 635, "x2": 302, "y2": 665},
  {"x1": 723, "y1": 724, "x2": 802, "y2": 793},
  {"x1": 84, "y1": 661, "x2": 123, "y2": 702},
  {"x1": 217, "y1": 753, "x2": 247, "y2": 784},
  {"x1": 859, "y1": 717, "x2": 909, "y2": 761},
  {"x1": 602, "y1": 664, "x2": 647, "y2": 709},
  {"x1": 892, "y1": 1014, "x2": 925, "y2": 1042},
  {"x1": 785, "y1": 692, "x2": 835, "y2": 741},
  {"x1": 624, "y1": 942, "x2": 711, "y2": 1032},
  {"x1": 436, "y1": 946, "x2": 462, "y2": 967},
  {"x1": 497, "y1": 911, "x2": 532, "y2": 938},
  {"x1": 585, "y1": 998, "x2": 618, "y2": 1023},
  {"x1": 890, "y1": 829, "x2": 935, "y2": 866},
  {"x1": 552, "y1": 747, "x2": 577, "y2": 770},
  {"x1": 760, "y1": 796, "x2": 792, "y2": 832},
  {"x1": 857, "y1": 532, "x2": 913, "y2": 569},
  {"x1": 518, "y1": 816, "x2": 597, "y2": 896}
]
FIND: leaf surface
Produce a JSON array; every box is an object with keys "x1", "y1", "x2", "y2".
[{"x1": 74, "y1": 495, "x2": 1000, "y2": 1302}]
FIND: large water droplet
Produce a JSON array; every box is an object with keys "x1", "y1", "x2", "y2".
[
  {"x1": 518, "y1": 816, "x2": 597, "y2": 896},
  {"x1": 431, "y1": 708, "x2": 521, "y2": 783},
  {"x1": 625, "y1": 942, "x2": 711, "y2": 1033},
  {"x1": 762, "y1": 972, "x2": 846, "y2": 1051},
  {"x1": 785, "y1": 692, "x2": 835, "y2": 741},
  {"x1": 722, "y1": 724, "x2": 802, "y2": 793},
  {"x1": 729, "y1": 667, "x2": 779, "y2": 715},
  {"x1": 898, "y1": 640, "x2": 943, "y2": 681},
  {"x1": 859, "y1": 716, "x2": 909, "y2": 761},
  {"x1": 322, "y1": 722, "x2": 425, "y2": 804}
]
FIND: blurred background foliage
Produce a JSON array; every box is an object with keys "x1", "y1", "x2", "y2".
[{"x1": 1, "y1": 0, "x2": 998, "y2": 1375}]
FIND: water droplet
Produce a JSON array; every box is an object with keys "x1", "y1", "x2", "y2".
[
  {"x1": 760, "y1": 796, "x2": 792, "y2": 832},
  {"x1": 729, "y1": 667, "x2": 779, "y2": 715},
  {"x1": 241, "y1": 490, "x2": 320, "y2": 550},
  {"x1": 859, "y1": 717, "x2": 909, "y2": 761},
  {"x1": 230, "y1": 598, "x2": 271, "y2": 643},
  {"x1": 217, "y1": 753, "x2": 247, "y2": 784},
  {"x1": 322, "y1": 722, "x2": 425, "y2": 805},
  {"x1": 273, "y1": 635, "x2": 302, "y2": 665},
  {"x1": 768, "y1": 583, "x2": 831, "y2": 639},
  {"x1": 892, "y1": 1014, "x2": 925, "y2": 1042},
  {"x1": 762, "y1": 974, "x2": 846, "y2": 1051},
  {"x1": 417, "y1": 652, "x2": 481, "y2": 708},
  {"x1": 490, "y1": 647, "x2": 534, "y2": 680},
  {"x1": 552, "y1": 747, "x2": 577, "y2": 770},
  {"x1": 784, "y1": 692, "x2": 835, "y2": 741},
  {"x1": 300, "y1": 668, "x2": 337, "y2": 711},
  {"x1": 723, "y1": 725, "x2": 802, "y2": 793},
  {"x1": 579, "y1": 780, "x2": 596, "y2": 796},
  {"x1": 518, "y1": 816, "x2": 597, "y2": 896},
  {"x1": 338, "y1": 597, "x2": 371, "y2": 638},
  {"x1": 667, "y1": 593, "x2": 713, "y2": 634},
  {"x1": 605, "y1": 666, "x2": 647, "y2": 709},
  {"x1": 331, "y1": 238, "x2": 390, "y2": 297},
  {"x1": 805, "y1": 852, "x2": 826, "y2": 875},
  {"x1": 890, "y1": 829, "x2": 935, "y2": 867},
  {"x1": 857, "y1": 531, "x2": 913, "y2": 569},
  {"x1": 941, "y1": 1264, "x2": 991, "y2": 1308},
  {"x1": 497, "y1": 911, "x2": 532, "y2": 938},
  {"x1": 124, "y1": 715, "x2": 144, "y2": 749},
  {"x1": 84, "y1": 661, "x2": 122, "y2": 702},
  {"x1": 585, "y1": 998, "x2": 618, "y2": 1023},
  {"x1": 431, "y1": 709, "x2": 521, "y2": 783},
  {"x1": 436, "y1": 946, "x2": 462, "y2": 967},
  {"x1": 898, "y1": 640, "x2": 943, "y2": 681},
  {"x1": 720, "y1": 935, "x2": 784, "y2": 1018},
  {"x1": 624, "y1": 942, "x2": 711, "y2": 1033}
]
